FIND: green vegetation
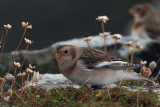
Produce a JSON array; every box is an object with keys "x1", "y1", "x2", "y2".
[{"x1": 1, "y1": 86, "x2": 159, "y2": 106}]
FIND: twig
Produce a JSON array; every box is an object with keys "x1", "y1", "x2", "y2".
[
  {"x1": 137, "y1": 77, "x2": 140, "y2": 107},
  {"x1": 0, "y1": 29, "x2": 8, "y2": 61},
  {"x1": 18, "y1": 44, "x2": 29, "y2": 74},
  {"x1": 10, "y1": 67, "x2": 18, "y2": 90},
  {"x1": 14, "y1": 91, "x2": 29, "y2": 107},
  {"x1": 87, "y1": 41, "x2": 90, "y2": 48},
  {"x1": 0, "y1": 80, "x2": 5, "y2": 93},
  {"x1": 119, "y1": 71, "x2": 125, "y2": 86},
  {"x1": 127, "y1": 47, "x2": 129, "y2": 63},
  {"x1": 22, "y1": 77, "x2": 23, "y2": 89},
  {"x1": 0, "y1": 31, "x2": 3, "y2": 45},
  {"x1": 131, "y1": 53, "x2": 134, "y2": 64},
  {"x1": 11, "y1": 44, "x2": 29, "y2": 89},
  {"x1": 27, "y1": 73, "x2": 30, "y2": 81},
  {"x1": 74, "y1": 77, "x2": 91, "y2": 95},
  {"x1": 101, "y1": 22, "x2": 105, "y2": 32},
  {"x1": 104, "y1": 37, "x2": 107, "y2": 54},
  {"x1": 7, "y1": 28, "x2": 27, "y2": 74},
  {"x1": 114, "y1": 39, "x2": 117, "y2": 57},
  {"x1": 153, "y1": 70, "x2": 160, "y2": 81},
  {"x1": 157, "y1": 58, "x2": 160, "y2": 65}
]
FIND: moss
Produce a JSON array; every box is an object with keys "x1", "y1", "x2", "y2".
[{"x1": 0, "y1": 86, "x2": 159, "y2": 106}]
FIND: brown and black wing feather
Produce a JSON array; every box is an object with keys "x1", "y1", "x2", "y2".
[
  {"x1": 78, "y1": 47, "x2": 123, "y2": 69},
  {"x1": 78, "y1": 47, "x2": 142, "y2": 70}
]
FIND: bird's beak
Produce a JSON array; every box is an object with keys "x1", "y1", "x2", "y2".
[
  {"x1": 55, "y1": 53, "x2": 61, "y2": 59},
  {"x1": 129, "y1": 8, "x2": 134, "y2": 14}
]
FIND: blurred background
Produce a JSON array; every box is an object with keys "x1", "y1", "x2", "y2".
[{"x1": 0, "y1": 0, "x2": 157, "y2": 52}]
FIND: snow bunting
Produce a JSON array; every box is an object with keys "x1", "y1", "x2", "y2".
[
  {"x1": 55, "y1": 45, "x2": 154, "y2": 87},
  {"x1": 129, "y1": 2, "x2": 160, "y2": 39}
]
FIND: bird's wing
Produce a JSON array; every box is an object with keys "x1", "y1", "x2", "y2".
[
  {"x1": 145, "y1": 21, "x2": 160, "y2": 38},
  {"x1": 77, "y1": 47, "x2": 141, "y2": 70},
  {"x1": 94, "y1": 61, "x2": 142, "y2": 70}
]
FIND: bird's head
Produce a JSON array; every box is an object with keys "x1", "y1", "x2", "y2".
[
  {"x1": 55, "y1": 45, "x2": 80, "y2": 69},
  {"x1": 129, "y1": 2, "x2": 158, "y2": 22}
]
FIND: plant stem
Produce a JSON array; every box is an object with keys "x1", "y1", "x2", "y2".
[
  {"x1": 11, "y1": 44, "x2": 29, "y2": 88},
  {"x1": 87, "y1": 42, "x2": 90, "y2": 48},
  {"x1": 0, "y1": 31, "x2": 3, "y2": 45},
  {"x1": 137, "y1": 78, "x2": 140, "y2": 107},
  {"x1": 101, "y1": 22, "x2": 105, "y2": 33},
  {"x1": 10, "y1": 67, "x2": 18, "y2": 90},
  {"x1": 127, "y1": 47, "x2": 129, "y2": 63},
  {"x1": 131, "y1": 53, "x2": 134, "y2": 64},
  {"x1": 153, "y1": 70, "x2": 160, "y2": 81},
  {"x1": 17, "y1": 44, "x2": 29, "y2": 74},
  {"x1": 107, "y1": 84, "x2": 111, "y2": 101},
  {"x1": 104, "y1": 37, "x2": 107, "y2": 55},
  {"x1": 114, "y1": 39, "x2": 117, "y2": 57},
  {"x1": 0, "y1": 29, "x2": 8, "y2": 61},
  {"x1": 22, "y1": 77, "x2": 23, "y2": 89},
  {"x1": 27, "y1": 73, "x2": 30, "y2": 81},
  {"x1": 157, "y1": 58, "x2": 160, "y2": 65},
  {"x1": 7, "y1": 28, "x2": 27, "y2": 74}
]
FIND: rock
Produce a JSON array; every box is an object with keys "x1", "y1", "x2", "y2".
[{"x1": 25, "y1": 74, "x2": 79, "y2": 90}]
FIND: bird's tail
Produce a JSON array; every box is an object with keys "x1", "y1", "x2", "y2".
[{"x1": 122, "y1": 71, "x2": 155, "y2": 84}]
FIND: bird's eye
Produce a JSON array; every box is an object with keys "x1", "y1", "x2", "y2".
[{"x1": 64, "y1": 50, "x2": 68, "y2": 53}]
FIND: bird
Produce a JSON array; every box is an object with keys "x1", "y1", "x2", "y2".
[
  {"x1": 55, "y1": 45, "x2": 154, "y2": 88},
  {"x1": 129, "y1": 2, "x2": 160, "y2": 40}
]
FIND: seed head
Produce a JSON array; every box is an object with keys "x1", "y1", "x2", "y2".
[
  {"x1": 25, "y1": 80, "x2": 30, "y2": 85},
  {"x1": 17, "y1": 72, "x2": 26, "y2": 77},
  {"x1": 7, "y1": 89, "x2": 13, "y2": 96},
  {"x1": 33, "y1": 71, "x2": 39, "y2": 82},
  {"x1": 149, "y1": 61, "x2": 157, "y2": 70},
  {"x1": 0, "y1": 77, "x2": 5, "y2": 83},
  {"x1": 125, "y1": 41, "x2": 133, "y2": 47},
  {"x1": 128, "y1": 47, "x2": 135, "y2": 54},
  {"x1": 4, "y1": 96, "x2": 9, "y2": 101},
  {"x1": 4, "y1": 24, "x2": 12, "y2": 29},
  {"x1": 14, "y1": 61, "x2": 21, "y2": 68},
  {"x1": 100, "y1": 32, "x2": 110, "y2": 38},
  {"x1": 96, "y1": 16, "x2": 109, "y2": 23},
  {"x1": 29, "y1": 64, "x2": 36, "y2": 69},
  {"x1": 136, "y1": 42, "x2": 143, "y2": 49},
  {"x1": 142, "y1": 67, "x2": 152, "y2": 77},
  {"x1": 26, "y1": 68, "x2": 33, "y2": 74},
  {"x1": 112, "y1": 34, "x2": 122, "y2": 40},
  {"x1": 5, "y1": 73, "x2": 15, "y2": 81},
  {"x1": 22, "y1": 22, "x2": 32, "y2": 29},
  {"x1": 140, "y1": 60, "x2": 147, "y2": 66},
  {"x1": 24, "y1": 38, "x2": 33, "y2": 45},
  {"x1": 83, "y1": 36, "x2": 92, "y2": 42}
]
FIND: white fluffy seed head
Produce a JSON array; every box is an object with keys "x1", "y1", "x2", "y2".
[
  {"x1": 149, "y1": 61, "x2": 157, "y2": 70},
  {"x1": 96, "y1": 16, "x2": 109, "y2": 23}
]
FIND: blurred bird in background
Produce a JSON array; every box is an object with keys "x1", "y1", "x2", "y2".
[{"x1": 129, "y1": 2, "x2": 160, "y2": 40}]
